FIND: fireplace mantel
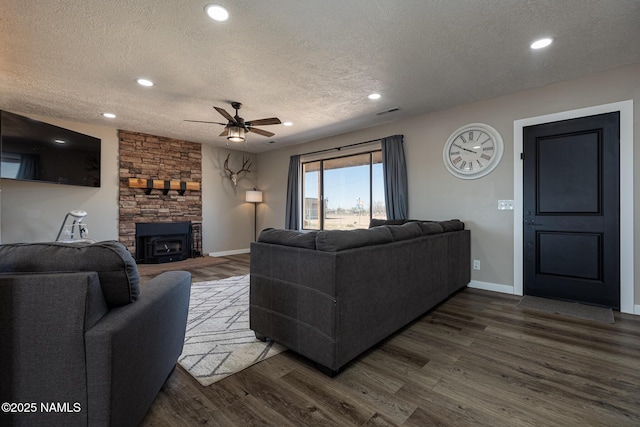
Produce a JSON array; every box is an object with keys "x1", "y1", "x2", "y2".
[{"x1": 128, "y1": 178, "x2": 201, "y2": 195}]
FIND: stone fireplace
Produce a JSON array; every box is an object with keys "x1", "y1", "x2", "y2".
[{"x1": 118, "y1": 130, "x2": 202, "y2": 258}]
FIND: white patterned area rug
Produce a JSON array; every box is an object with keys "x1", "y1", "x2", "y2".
[{"x1": 178, "y1": 274, "x2": 286, "y2": 386}]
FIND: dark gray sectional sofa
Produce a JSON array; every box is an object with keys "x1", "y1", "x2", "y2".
[{"x1": 249, "y1": 219, "x2": 470, "y2": 375}]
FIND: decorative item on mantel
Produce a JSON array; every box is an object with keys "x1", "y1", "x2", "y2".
[
  {"x1": 224, "y1": 154, "x2": 252, "y2": 186},
  {"x1": 128, "y1": 178, "x2": 201, "y2": 195}
]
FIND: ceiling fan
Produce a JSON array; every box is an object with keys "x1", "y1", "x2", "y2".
[{"x1": 185, "y1": 102, "x2": 281, "y2": 145}]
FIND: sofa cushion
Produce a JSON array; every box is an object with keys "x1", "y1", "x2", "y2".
[
  {"x1": 438, "y1": 219, "x2": 465, "y2": 232},
  {"x1": 316, "y1": 227, "x2": 393, "y2": 252},
  {"x1": 0, "y1": 241, "x2": 140, "y2": 307},
  {"x1": 386, "y1": 222, "x2": 423, "y2": 241},
  {"x1": 369, "y1": 218, "x2": 407, "y2": 228},
  {"x1": 416, "y1": 221, "x2": 445, "y2": 235},
  {"x1": 258, "y1": 228, "x2": 317, "y2": 249}
]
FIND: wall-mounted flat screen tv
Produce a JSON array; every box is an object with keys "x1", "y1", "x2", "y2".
[{"x1": 0, "y1": 110, "x2": 101, "y2": 187}]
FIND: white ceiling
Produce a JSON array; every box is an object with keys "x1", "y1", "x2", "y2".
[{"x1": 1, "y1": 0, "x2": 639, "y2": 153}]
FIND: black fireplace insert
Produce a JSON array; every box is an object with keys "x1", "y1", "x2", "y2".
[{"x1": 135, "y1": 221, "x2": 193, "y2": 264}]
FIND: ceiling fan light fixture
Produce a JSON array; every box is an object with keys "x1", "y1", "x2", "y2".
[
  {"x1": 227, "y1": 126, "x2": 245, "y2": 143},
  {"x1": 186, "y1": 102, "x2": 280, "y2": 145}
]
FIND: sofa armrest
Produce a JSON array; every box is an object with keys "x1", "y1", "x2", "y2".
[
  {"x1": 85, "y1": 271, "x2": 191, "y2": 427},
  {"x1": 0, "y1": 271, "x2": 107, "y2": 426}
]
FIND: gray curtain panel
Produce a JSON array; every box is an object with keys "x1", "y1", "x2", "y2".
[
  {"x1": 381, "y1": 135, "x2": 408, "y2": 220},
  {"x1": 285, "y1": 154, "x2": 301, "y2": 230},
  {"x1": 17, "y1": 154, "x2": 39, "y2": 180}
]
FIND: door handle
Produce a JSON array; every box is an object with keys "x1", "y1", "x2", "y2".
[{"x1": 524, "y1": 219, "x2": 543, "y2": 227}]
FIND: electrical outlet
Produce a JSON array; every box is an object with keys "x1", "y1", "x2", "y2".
[
  {"x1": 498, "y1": 200, "x2": 514, "y2": 210},
  {"x1": 473, "y1": 260, "x2": 481, "y2": 270}
]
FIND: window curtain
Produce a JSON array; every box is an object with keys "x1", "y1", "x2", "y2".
[
  {"x1": 16, "y1": 154, "x2": 39, "y2": 180},
  {"x1": 285, "y1": 154, "x2": 301, "y2": 230},
  {"x1": 381, "y1": 135, "x2": 408, "y2": 220}
]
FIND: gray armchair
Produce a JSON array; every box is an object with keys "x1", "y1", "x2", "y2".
[{"x1": 0, "y1": 241, "x2": 191, "y2": 426}]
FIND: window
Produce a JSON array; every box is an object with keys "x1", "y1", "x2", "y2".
[
  {"x1": 302, "y1": 150, "x2": 386, "y2": 230},
  {"x1": 0, "y1": 152, "x2": 21, "y2": 179}
]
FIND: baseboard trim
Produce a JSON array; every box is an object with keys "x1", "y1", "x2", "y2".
[
  {"x1": 469, "y1": 281, "x2": 640, "y2": 316},
  {"x1": 209, "y1": 248, "x2": 250, "y2": 257},
  {"x1": 467, "y1": 280, "x2": 515, "y2": 295}
]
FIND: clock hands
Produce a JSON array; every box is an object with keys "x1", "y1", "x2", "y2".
[{"x1": 452, "y1": 143, "x2": 476, "y2": 154}]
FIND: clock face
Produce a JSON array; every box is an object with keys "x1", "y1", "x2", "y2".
[{"x1": 443, "y1": 123, "x2": 504, "y2": 179}]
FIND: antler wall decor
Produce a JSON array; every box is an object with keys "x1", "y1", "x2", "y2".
[{"x1": 223, "y1": 154, "x2": 252, "y2": 186}]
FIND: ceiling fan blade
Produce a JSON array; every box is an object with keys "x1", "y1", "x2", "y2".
[
  {"x1": 246, "y1": 117, "x2": 282, "y2": 126},
  {"x1": 219, "y1": 128, "x2": 229, "y2": 137},
  {"x1": 184, "y1": 120, "x2": 227, "y2": 125},
  {"x1": 214, "y1": 106, "x2": 235, "y2": 122},
  {"x1": 248, "y1": 127, "x2": 275, "y2": 137}
]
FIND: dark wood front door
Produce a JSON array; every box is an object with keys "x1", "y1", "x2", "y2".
[{"x1": 523, "y1": 112, "x2": 620, "y2": 309}]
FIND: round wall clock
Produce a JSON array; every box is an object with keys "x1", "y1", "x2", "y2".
[{"x1": 442, "y1": 123, "x2": 504, "y2": 179}]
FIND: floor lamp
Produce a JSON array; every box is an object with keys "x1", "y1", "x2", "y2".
[{"x1": 246, "y1": 189, "x2": 263, "y2": 241}]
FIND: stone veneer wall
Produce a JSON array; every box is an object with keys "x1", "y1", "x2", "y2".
[{"x1": 118, "y1": 130, "x2": 202, "y2": 256}]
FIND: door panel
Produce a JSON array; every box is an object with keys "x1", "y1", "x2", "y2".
[
  {"x1": 537, "y1": 133, "x2": 600, "y2": 213},
  {"x1": 523, "y1": 112, "x2": 619, "y2": 309},
  {"x1": 537, "y1": 232, "x2": 601, "y2": 280}
]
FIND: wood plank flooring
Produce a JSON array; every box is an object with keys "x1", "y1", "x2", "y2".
[{"x1": 141, "y1": 254, "x2": 640, "y2": 426}]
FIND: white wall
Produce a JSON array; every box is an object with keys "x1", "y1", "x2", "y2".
[
  {"x1": 1, "y1": 115, "x2": 119, "y2": 243},
  {"x1": 201, "y1": 145, "x2": 258, "y2": 255},
  {"x1": 256, "y1": 63, "x2": 640, "y2": 304}
]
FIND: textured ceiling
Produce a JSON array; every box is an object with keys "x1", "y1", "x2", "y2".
[{"x1": 1, "y1": 0, "x2": 639, "y2": 153}]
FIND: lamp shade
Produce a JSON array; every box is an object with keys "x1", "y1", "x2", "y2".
[
  {"x1": 227, "y1": 126, "x2": 245, "y2": 143},
  {"x1": 246, "y1": 190, "x2": 263, "y2": 203}
]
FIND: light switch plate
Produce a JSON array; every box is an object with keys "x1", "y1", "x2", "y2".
[{"x1": 498, "y1": 200, "x2": 514, "y2": 210}]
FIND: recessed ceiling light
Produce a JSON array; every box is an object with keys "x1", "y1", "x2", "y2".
[
  {"x1": 54, "y1": 139, "x2": 66, "y2": 144},
  {"x1": 531, "y1": 38, "x2": 553, "y2": 50},
  {"x1": 205, "y1": 4, "x2": 229, "y2": 21},
  {"x1": 136, "y1": 78, "x2": 154, "y2": 87},
  {"x1": 283, "y1": 121, "x2": 293, "y2": 126},
  {"x1": 368, "y1": 93, "x2": 381, "y2": 100},
  {"x1": 102, "y1": 112, "x2": 116, "y2": 118}
]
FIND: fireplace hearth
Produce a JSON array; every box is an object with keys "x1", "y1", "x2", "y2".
[{"x1": 135, "y1": 222, "x2": 192, "y2": 264}]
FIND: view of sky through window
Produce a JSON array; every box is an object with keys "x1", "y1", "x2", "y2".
[{"x1": 303, "y1": 151, "x2": 386, "y2": 230}]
